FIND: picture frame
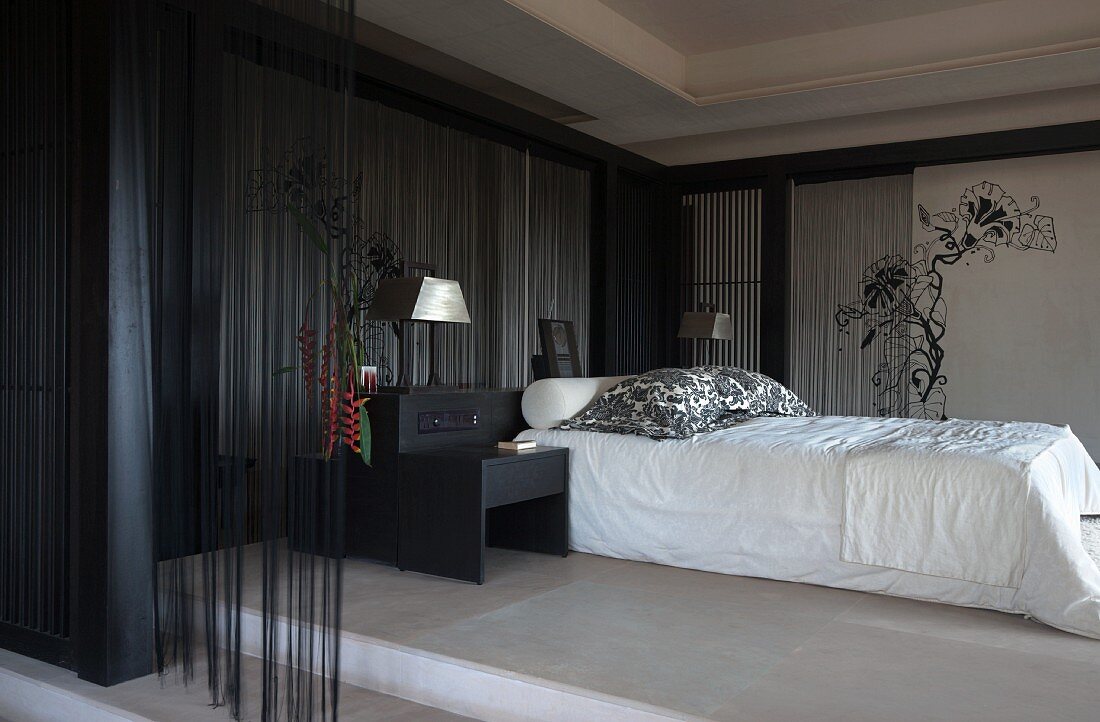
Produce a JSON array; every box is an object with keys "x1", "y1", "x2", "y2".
[{"x1": 537, "y1": 319, "x2": 582, "y2": 378}]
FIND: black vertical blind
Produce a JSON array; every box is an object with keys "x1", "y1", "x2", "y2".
[{"x1": 0, "y1": 0, "x2": 71, "y2": 643}]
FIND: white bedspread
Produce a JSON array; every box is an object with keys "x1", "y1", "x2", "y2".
[
  {"x1": 842, "y1": 418, "x2": 1079, "y2": 589},
  {"x1": 518, "y1": 415, "x2": 1100, "y2": 639}
]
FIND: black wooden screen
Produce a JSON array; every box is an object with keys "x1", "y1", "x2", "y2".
[
  {"x1": 612, "y1": 171, "x2": 678, "y2": 374},
  {"x1": 0, "y1": 0, "x2": 72, "y2": 663}
]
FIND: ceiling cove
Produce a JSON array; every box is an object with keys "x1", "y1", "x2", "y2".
[{"x1": 357, "y1": 0, "x2": 1100, "y2": 153}]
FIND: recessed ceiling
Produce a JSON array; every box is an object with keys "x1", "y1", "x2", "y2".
[
  {"x1": 596, "y1": 0, "x2": 998, "y2": 55},
  {"x1": 356, "y1": 0, "x2": 1100, "y2": 162},
  {"x1": 350, "y1": 14, "x2": 593, "y2": 124}
]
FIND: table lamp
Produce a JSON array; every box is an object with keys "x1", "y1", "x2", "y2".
[
  {"x1": 366, "y1": 277, "x2": 471, "y2": 389},
  {"x1": 677, "y1": 303, "x2": 733, "y2": 365}
]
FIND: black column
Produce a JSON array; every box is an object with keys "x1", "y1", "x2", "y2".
[
  {"x1": 69, "y1": 0, "x2": 156, "y2": 686},
  {"x1": 759, "y1": 171, "x2": 790, "y2": 384},
  {"x1": 592, "y1": 161, "x2": 618, "y2": 376}
]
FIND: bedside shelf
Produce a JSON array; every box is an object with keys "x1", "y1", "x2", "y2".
[{"x1": 397, "y1": 446, "x2": 569, "y2": 584}]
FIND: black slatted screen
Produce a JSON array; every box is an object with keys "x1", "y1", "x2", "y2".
[
  {"x1": 680, "y1": 188, "x2": 763, "y2": 369},
  {"x1": 1, "y1": 0, "x2": 71, "y2": 642},
  {"x1": 613, "y1": 171, "x2": 675, "y2": 374}
]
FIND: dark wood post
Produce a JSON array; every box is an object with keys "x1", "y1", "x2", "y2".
[{"x1": 69, "y1": 0, "x2": 156, "y2": 686}]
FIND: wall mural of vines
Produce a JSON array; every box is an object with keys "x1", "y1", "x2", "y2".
[{"x1": 836, "y1": 181, "x2": 1057, "y2": 419}]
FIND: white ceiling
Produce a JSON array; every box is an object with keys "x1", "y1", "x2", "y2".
[
  {"x1": 596, "y1": 0, "x2": 995, "y2": 55},
  {"x1": 356, "y1": 0, "x2": 1100, "y2": 163}
]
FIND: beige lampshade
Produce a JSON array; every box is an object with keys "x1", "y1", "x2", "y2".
[
  {"x1": 677, "y1": 311, "x2": 733, "y2": 340},
  {"x1": 365, "y1": 277, "x2": 471, "y2": 323}
]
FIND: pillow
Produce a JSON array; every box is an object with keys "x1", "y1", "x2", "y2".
[
  {"x1": 521, "y1": 376, "x2": 634, "y2": 429},
  {"x1": 562, "y1": 366, "x2": 815, "y2": 439}
]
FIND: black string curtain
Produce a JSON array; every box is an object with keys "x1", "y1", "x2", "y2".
[{"x1": 151, "y1": 1, "x2": 358, "y2": 720}]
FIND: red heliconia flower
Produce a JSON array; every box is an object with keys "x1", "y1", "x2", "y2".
[
  {"x1": 320, "y1": 313, "x2": 339, "y2": 458},
  {"x1": 296, "y1": 322, "x2": 317, "y2": 405},
  {"x1": 340, "y1": 376, "x2": 366, "y2": 454},
  {"x1": 324, "y1": 367, "x2": 340, "y2": 458}
]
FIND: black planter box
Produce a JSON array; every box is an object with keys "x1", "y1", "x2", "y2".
[{"x1": 287, "y1": 452, "x2": 346, "y2": 559}]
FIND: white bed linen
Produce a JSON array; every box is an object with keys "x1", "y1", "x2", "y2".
[
  {"x1": 841, "y1": 418, "x2": 1077, "y2": 589},
  {"x1": 517, "y1": 415, "x2": 1100, "y2": 639}
]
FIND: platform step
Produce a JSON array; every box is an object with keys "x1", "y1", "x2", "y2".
[{"x1": 233, "y1": 603, "x2": 700, "y2": 722}]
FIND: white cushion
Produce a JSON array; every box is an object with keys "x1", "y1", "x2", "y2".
[{"x1": 521, "y1": 376, "x2": 633, "y2": 430}]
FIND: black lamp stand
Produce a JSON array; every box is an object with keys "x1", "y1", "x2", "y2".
[
  {"x1": 426, "y1": 321, "x2": 442, "y2": 386},
  {"x1": 384, "y1": 321, "x2": 449, "y2": 392}
]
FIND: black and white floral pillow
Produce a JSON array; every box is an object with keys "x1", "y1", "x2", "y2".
[{"x1": 562, "y1": 366, "x2": 815, "y2": 439}]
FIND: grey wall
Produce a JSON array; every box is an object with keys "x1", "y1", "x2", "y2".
[
  {"x1": 913, "y1": 151, "x2": 1100, "y2": 456},
  {"x1": 783, "y1": 152, "x2": 1100, "y2": 459}
]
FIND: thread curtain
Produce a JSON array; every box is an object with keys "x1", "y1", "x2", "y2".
[{"x1": 150, "y1": 1, "x2": 358, "y2": 720}]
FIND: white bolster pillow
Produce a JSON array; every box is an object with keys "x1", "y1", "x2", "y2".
[{"x1": 522, "y1": 376, "x2": 633, "y2": 430}]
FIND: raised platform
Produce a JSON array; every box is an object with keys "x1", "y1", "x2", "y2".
[
  {"x1": 7, "y1": 545, "x2": 1100, "y2": 721},
  {"x1": 235, "y1": 543, "x2": 1100, "y2": 722}
]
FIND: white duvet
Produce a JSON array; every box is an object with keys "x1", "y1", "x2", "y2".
[{"x1": 518, "y1": 415, "x2": 1100, "y2": 639}]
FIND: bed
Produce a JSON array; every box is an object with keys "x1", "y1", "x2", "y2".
[{"x1": 516, "y1": 372, "x2": 1100, "y2": 639}]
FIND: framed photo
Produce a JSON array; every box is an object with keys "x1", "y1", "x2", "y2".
[{"x1": 537, "y1": 319, "x2": 582, "y2": 378}]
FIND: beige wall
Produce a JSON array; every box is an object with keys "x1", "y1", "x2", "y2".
[{"x1": 913, "y1": 151, "x2": 1100, "y2": 455}]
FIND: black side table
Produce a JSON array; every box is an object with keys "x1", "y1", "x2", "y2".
[{"x1": 397, "y1": 446, "x2": 568, "y2": 583}]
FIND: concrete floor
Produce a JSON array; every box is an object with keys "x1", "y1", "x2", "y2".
[{"x1": 325, "y1": 547, "x2": 1100, "y2": 722}]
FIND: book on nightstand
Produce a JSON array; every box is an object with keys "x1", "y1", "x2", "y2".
[{"x1": 497, "y1": 439, "x2": 537, "y2": 451}]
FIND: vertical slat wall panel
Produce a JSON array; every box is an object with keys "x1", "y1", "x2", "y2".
[
  {"x1": 230, "y1": 59, "x2": 590, "y2": 394},
  {"x1": 788, "y1": 175, "x2": 912, "y2": 415},
  {"x1": 360, "y1": 101, "x2": 525, "y2": 388},
  {"x1": 474, "y1": 145, "x2": 528, "y2": 388},
  {"x1": 528, "y1": 156, "x2": 591, "y2": 380},
  {"x1": 680, "y1": 189, "x2": 762, "y2": 370},
  {"x1": 614, "y1": 172, "x2": 671, "y2": 374},
  {"x1": 360, "y1": 104, "x2": 592, "y2": 388},
  {"x1": 0, "y1": 0, "x2": 70, "y2": 641}
]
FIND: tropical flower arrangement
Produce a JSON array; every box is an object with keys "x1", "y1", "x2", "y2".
[
  {"x1": 283, "y1": 206, "x2": 404, "y2": 464},
  {"x1": 290, "y1": 253, "x2": 371, "y2": 464},
  {"x1": 255, "y1": 140, "x2": 403, "y2": 464}
]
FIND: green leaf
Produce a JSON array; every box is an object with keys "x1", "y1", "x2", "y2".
[
  {"x1": 359, "y1": 407, "x2": 372, "y2": 467},
  {"x1": 272, "y1": 365, "x2": 298, "y2": 376},
  {"x1": 287, "y1": 203, "x2": 329, "y2": 255}
]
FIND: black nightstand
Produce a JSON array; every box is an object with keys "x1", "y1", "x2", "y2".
[
  {"x1": 344, "y1": 389, "x2": 525, "y2": 566},
  {"x1": 397, "y1": 446, "x2": 568, "y2": 584}
]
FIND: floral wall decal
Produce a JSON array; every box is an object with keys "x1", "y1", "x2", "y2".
[{"x1": 836, "y1": 181, "x2": 1057, "y2": 420}]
